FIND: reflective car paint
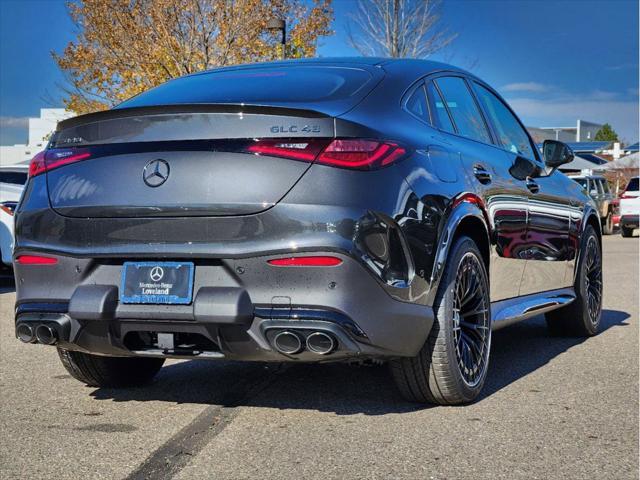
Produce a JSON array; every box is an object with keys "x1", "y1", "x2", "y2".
[{"x1": 13, "y1": 58, "x2": 600, "y2": 362}]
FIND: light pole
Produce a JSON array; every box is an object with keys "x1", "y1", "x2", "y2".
[{"x1": 267, "y1": 18, "x2": 286, "y2": 60}]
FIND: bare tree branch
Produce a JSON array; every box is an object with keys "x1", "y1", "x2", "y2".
[{"x1": 347, "y1": 0, "x2": 456, "y2": 59}]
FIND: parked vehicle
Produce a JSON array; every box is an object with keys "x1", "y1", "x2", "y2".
[
  {"x1": 13, "y1": 59, "x2": 603, "y2": 405},
  {"x1": 611, "y1": 198, "x2": 621, "y2": 230},
  {"x1": 568, "y1": 174, "x2": 615, "y2": 234},
  {"x1": 619, "y1": 176, "x2": 639, "y2": 237},
  {"x1": 0, "y1": 164, "x2": 28, "y2": 266}
]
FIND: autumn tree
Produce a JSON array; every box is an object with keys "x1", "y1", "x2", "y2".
[
  {"x1": 347, "y1": 0, "x2": 455, "y2": 58},
  {"x1": 54, "y1": 0, "x2": 333, "y2": 114},
  {"x1": 594, "y1": 123, "x2": 619, "y2": 142}
]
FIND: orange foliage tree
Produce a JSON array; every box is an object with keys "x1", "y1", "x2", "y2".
[{"x1": 54, "y1": 0, "x2": 333, "y2": 114}]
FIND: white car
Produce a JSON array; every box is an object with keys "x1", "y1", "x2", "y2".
[
  {"x1": 0, "y1": 164, "x2": 29, "y2": 265},
  {"x1": 619, "y1": 176, "x2": 639, "y2": 238}
]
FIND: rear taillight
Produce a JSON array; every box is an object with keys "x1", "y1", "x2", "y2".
[
  {"x1": 28, "y1": 151, "x2": 46, "y2": 177},
  {"x1": 247, "y1": 139, "x2": 327, "y2": 162},
  {"x1": 317, "y1": 139, "x2": 406, "y2": 170},
  {"x1": 268, "y1": 256, "x2": 343, "y2": 267},
  {"x1": 247, "y1": 138, "x2": 407, "y2": 170},
  {"x1": 29, "y1": 148, "x2": 92, "y2": 177},
  {"x1": 15, "y1": 255, "x2": 58, "y2": 265}
]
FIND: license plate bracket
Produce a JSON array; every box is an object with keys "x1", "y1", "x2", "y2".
[{"x1": 120, "y1": 262, "x2": 194, "y2": 304}]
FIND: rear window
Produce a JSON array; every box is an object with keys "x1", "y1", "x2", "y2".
[
  {"x1": 627, "y1": 177, "x2": 639, "y2": 192},
  {"x1": 0, "y1": 171, "x2": 27, "y2": 185},
  {"x1": 119, "y1": 66, "x2": 374, "y2": 108}
]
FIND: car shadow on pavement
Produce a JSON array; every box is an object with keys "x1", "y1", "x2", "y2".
[{"x1": 90, "y1": 309, "x2": 630, "y2": 414}]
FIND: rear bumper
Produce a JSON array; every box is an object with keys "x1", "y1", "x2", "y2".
[
  {"x1": 620, "y1": 215, "x2": 639, "y2": 229},
  {"x1": 14, "y1": 252, "x2": 433, "y2": 361},
  {"x1": 14, "y1": 165, "x2": 436, "y2": 360}
]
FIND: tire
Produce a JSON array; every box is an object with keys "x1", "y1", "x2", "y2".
[
  {"x1": 621, "y1": 226, "x2": 634, "y2": 238},
  {"x1": 546, "y1": 225, "x2": 602, "y2": 336},
  {"x1": 602, "y1": 212, "x2": 613, "y2": 235},
  {"x1": 57, "y1": 348, "x2": 165, "y2": 387},
  {"x1": 390, "y1": 236, "x2": 491, "y2": 405}
]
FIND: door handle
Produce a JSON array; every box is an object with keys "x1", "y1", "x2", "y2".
[
  {"x1": 473, "y1": 164, "x2": 492, "y2": 184},
  {"x1": 526, "y1": 177, "x2": 539, "y2": 194}
]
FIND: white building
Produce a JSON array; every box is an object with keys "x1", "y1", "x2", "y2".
[
  {"x1": 527, "y1": 119, "x2": 603, "y2": 144},
  {"x1": 0, "y1": 108, "x2": 74, "y2": 166}
]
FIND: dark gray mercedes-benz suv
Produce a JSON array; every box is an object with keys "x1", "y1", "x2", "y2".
[{"x1": 13, "y1": 58, "x2": 602, "y2": 405}]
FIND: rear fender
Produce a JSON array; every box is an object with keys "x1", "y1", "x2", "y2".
[{"x1": 426, "y1": 195, "x2": 490, "y2": 306}]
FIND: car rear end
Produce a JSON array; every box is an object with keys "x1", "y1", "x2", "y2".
[
  {"x1": 619, "y1": 176, "x2": 640, "y2": 235},
  {"x1": 13, "y1": 63, "x2": 431, "y2": 363}
]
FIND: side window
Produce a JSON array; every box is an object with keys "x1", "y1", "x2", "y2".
[
  {"x1": 405, "y1": 84, "x2": 430, "y2": 123},
  {"x1": 473, "y1": 82, "x2": 537, "y2": 160},
  {"x1": 596, "y1": 179, "x2": 605, "y2": 195},
  {"x1": 433, "y1": 77, "x2": 491, "y2": 144},
  {"x1": 425, "y1": 81, "x2": 455, "y2": 134}
]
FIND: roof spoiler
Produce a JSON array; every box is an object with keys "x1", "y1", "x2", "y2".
[{"x1": 56, "y1": 103, "x2": 329, "y2": 131}]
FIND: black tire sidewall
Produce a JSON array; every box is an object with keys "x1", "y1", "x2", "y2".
[
  {"x1": 434, "y1": 236, "x2": 490, "y2": 402},
  {"x1": 575, "y1": 226, "x2": 602, "y2": 335}
]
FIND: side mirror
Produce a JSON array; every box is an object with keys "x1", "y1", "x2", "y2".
[{"x1": 542, "y1": 140, "x2": 574, "y2": 170}]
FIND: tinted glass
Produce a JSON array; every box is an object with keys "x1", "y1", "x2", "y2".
[
  {"x1": 0, "y1": 171, "x2": 28, "y2": 185},
  {"x1": 627, "y1": 177, "x2": 639, "y2": 191},
  {"x1": 119, "y1": 67, "x2": 373, "y2": 107},
  {"x1": 473, "y1": 83, "x2": 535, "y2": 159},
  {"x1": 573, "y1": 178, "x2": 588, "y2": 190},
  {"x1": 434, "y1": 77, "x2": 491, "y2": 143},
  {"x1": 405, "y1": 85, "x2": 429, "y2": 123},
  {"x1": 426, "y1": 81, "x2": 455, "y2": 133}
]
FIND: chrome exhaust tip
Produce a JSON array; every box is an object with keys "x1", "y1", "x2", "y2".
[
  {"x1": 16, "y1": 323, "x2": 36, "y2": 343},
  {"x1": 273, "y1": 331, "x2": 303, "y2": 355},
  {"x1": 306, "y1": 332, "x2": 336, "y2": 355},
  {"x1": 35, "y1": 324, "x2": 57, "y2": 345}
]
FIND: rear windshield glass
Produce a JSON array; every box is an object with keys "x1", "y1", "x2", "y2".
[
  {"x1": 627, "y1": 177, "x2": 639, "y2": 191},
  {"x1": 119, "y1": 67, "x2": 373, "y2": 107},
  {"x1": 0, "y1": 171, "x2": 27, "y2": 185}
]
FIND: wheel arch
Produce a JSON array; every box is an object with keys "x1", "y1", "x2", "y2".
[
  {"x1": 585, "y1": 207, "x2": 603, "y2": 245},
  {"x1": 426, "y1": 198, "x2": 491, "y2": 306},
  {"x1": 573, "y1": 206, "x2": 602, "y2": 282},
  {"x1": 451, "y1": 215, "x2": 490, "y2": 274}
]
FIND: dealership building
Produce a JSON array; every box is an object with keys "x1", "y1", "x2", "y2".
[
  {"x1": 0, "y1": 108, "x2": 74, "y2": 166},
  {"x1": 527, "y1": 119, "x2": 603, "y2": 144}
]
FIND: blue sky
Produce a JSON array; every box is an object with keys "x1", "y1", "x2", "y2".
[{"x1": 1, "y1": 0, "x2": 638, "y2": 145}]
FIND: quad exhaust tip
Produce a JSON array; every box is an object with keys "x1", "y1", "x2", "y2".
[
  {"x1": 35, "y1": 324, "x2": 57, "y2": 345},
  {"x1": 16, "y1": 324, "x2": 36, "y2": 343},
  {"x1": 273, "y1": 331, "x2": 303, "y2": 355},
  {"x1": 306, "y1": 332, "x2": 336, "y2": 355}
]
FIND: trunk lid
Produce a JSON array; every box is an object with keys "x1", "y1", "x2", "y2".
[{"x1": 46, "y1": 106, "x2": 334, "y2": 218}]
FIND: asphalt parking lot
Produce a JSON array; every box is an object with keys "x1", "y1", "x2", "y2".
[{"x1": 0, "y1": 235, "x2": 637, "y2": 480}]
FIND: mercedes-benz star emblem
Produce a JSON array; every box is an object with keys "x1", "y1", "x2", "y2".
[
  {"x1": 149, "y1": 266, "x2": 164, "y2": 282},
  {"x1": 143, "y1": 159, "x2": 170, "y2": 187}
]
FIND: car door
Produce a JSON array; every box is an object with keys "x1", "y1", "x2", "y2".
[
  {"x1": 427, "y1": 75, "x2": 529, "y2": 301},
  {"x1": 471, "y1": 81, "x2": 571, "y2": 296}
]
